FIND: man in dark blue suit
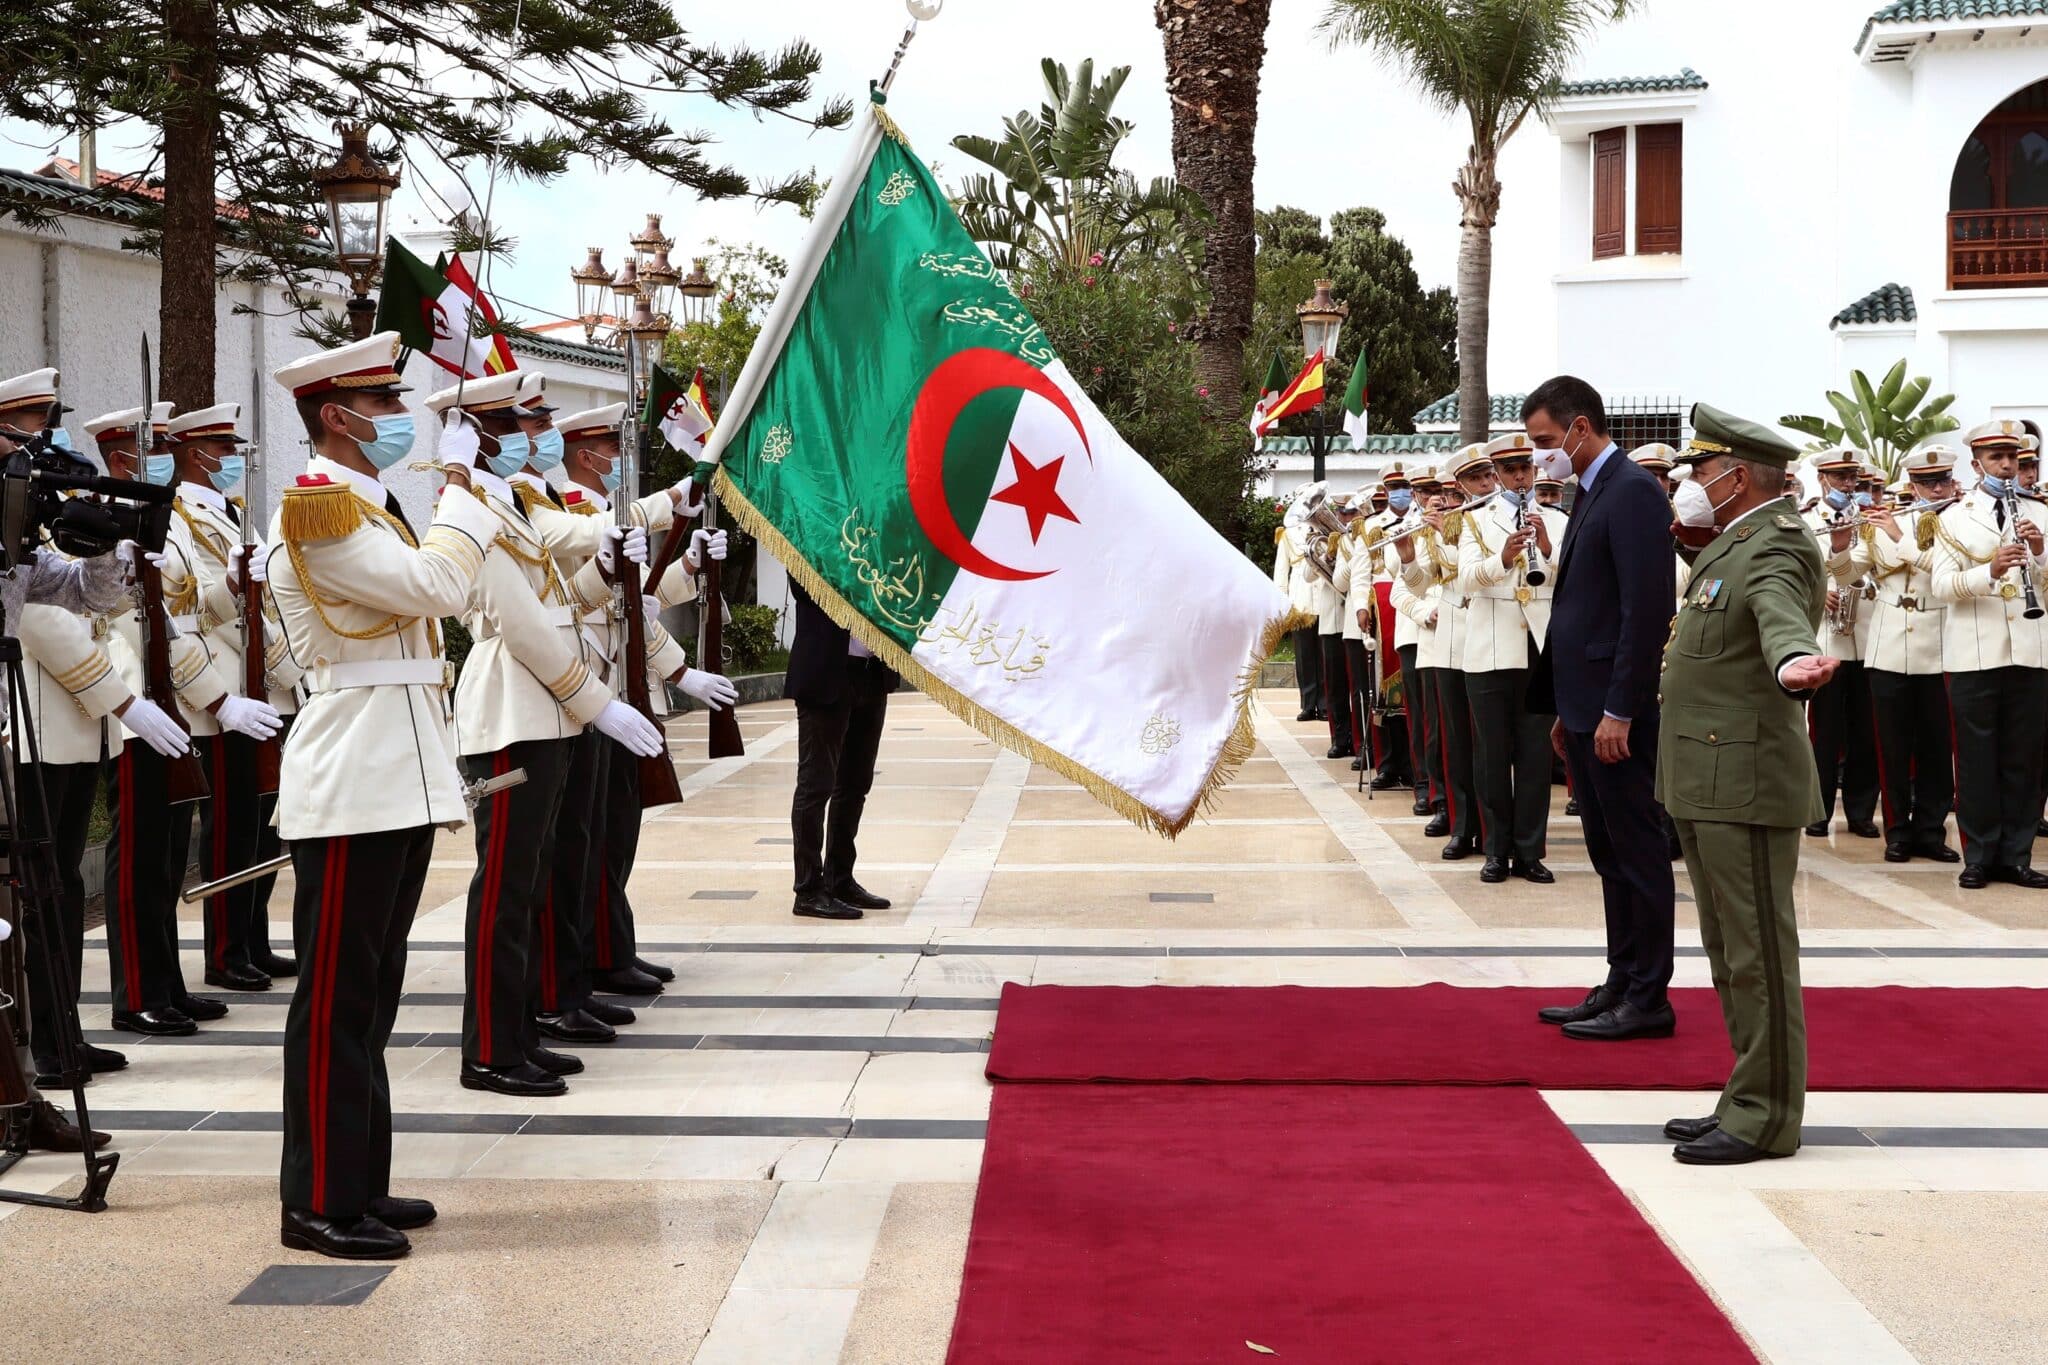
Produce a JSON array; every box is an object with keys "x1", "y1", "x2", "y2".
[
  {"x1": 786, "y1": 582, "x2": 900, "y2": 921},
  {"x1": 1523, "y1": 377, "x2": 1679, "y2": 1041}
]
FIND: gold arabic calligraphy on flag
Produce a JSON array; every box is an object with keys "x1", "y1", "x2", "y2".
[{"x1": 914, "y1": 598, "x2": 1051, "y2": 683}]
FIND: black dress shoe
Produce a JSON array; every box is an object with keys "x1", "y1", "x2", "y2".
[
  {"x1": 1561, "y1": 1000, "x2": 1677, "y2": 1041},
  {"x1": 1537, "y1": 985, "x2": 1619, "y2": 1026},
  {"x1": 174, "y1": 995, "x2": 228, "y2": 1022},
  {"x1": 1440, "y1": 836, "x2": 1476, "y2": 861},
  {"x1": 255, "y1": 952, "x2": 299, "y2": 978},
  {"x1": 1563, "y1": 797, "x2": 1579, "y2": 817},
  {"x1": 1349, "y1": 755, "x2": 1366, "y2": 772},
  {"x1": 1410, "y1": 796, "x2": 1431, "y2": 816},
  {"x1": 1804, "y1": 820, "x2": 1830, "y2": 837},
  {"x1": 2038, "y1": 819, "x2": 2048, "y2": 839},
  {"x1": 584, "y1": 998, "x2": 636, "y2": 1027},
  {"x1": 1422, "y1": 813, "x2": 1450, "y2": 838},
  {"x1": 1960, "y1": 864, "x2": 1990, "y2": 889},
  {"x1": 31, "y1": 1064, "x2": 72, "y2": 1090},
  {"x1": 525, "y1": 1045, "x2": 584, "y2": 1077},
  {"x1": 459, "y1": 1061, "x2": 566, "y2": 1097},
  {"x1": 1479, "y1": 856, "x2": 1509, "y2": 884},
  {"x1": 1368, "y1": 770, "x2": 1404, "y2": 791},
  {"x1": 1847, "y1": 819, "x2": 1881, "y2": 839},
  {"x1": 1883, "y1": 842, "x2": 1911, "y2": 863},
  {"x1": 1993, "y1": 865, "x2": 2048, "y2": 889},
  {"x1": 33, "y1": 1043, "x2": 128, "y2": 1088},
  {"x1": 1296, "y1": 708, "x2": 1316, "y2": 722},
  {"x1": 85, "y1": 1044, "x2": 128, "y2": 1074},
  {"x1": 1914, "y1": 841, "x2": 1960, "y2": 864},
  {"x1": 1326, "y1": 743, "x2": 1355, "y2": 760},
  {"x1": 1672, "y1": 1128, "x2": 1792, "y2": 1166},
  {"x1": 1513, "y1": 859, "x2": 1555, "y2": 885},
  {"x1": 25, "y1": 1099, "x2": 109, "y2": 1152},
  {"x1": 535, "y1": 1008, "x2": 616, "y2": 1044},
  {"x1": 112, "y1": 1007, "x2": 197, "y2": 1037},
  {"x1": 280, "y1": 1208, "x2": 409, "y2": 1260},
  {"x1": 793, "y1": 891, "x2": 863, "y2": 920},
  {"x1": 592, "y1": 966, "x2": 663, "y2": 996},
  {"x1": 633, "y1": 957, "x2": 676, "y2": 983},
  {"x1": 368, "y1": 1195, "x2": 436, "y2": 1231},
  {"x1": 832, "y1": 881, "x2": 892, "y2": 911},
  {"x1": 204, "y1": 964, "x2": 271, "y2": 992},
  {"x1": 1663, "y1": 1114, "x2": 1720, "y2": 1143}
]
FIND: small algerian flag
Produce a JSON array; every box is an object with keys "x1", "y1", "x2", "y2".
[
  {"x1": 1252, "y1": 351, "x2": 1326, "y2": 437},
  {"x1": 702, "y1": 95, "x2": 1296, "y2": 836},
  {"x1": 646, "y1": 362, "x2": 714, "y2": 451},
  {"x1": 442, "y1": 253, "x2": 518, "y2": 376},
  {"x1": 1341, "y1": 348, "x2": 1369, "y2": 446},
  {"x1": 374, "y1": 238, "x2": 506, "y2": 380},
  {"x1": 1249, "y1": 347, "x2": 1289, "y2": 433}
]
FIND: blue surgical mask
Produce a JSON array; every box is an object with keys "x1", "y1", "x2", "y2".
[
  {"x1": 1824, "y1": 488, "x2": 1852, "y2": 511},
  {"x1": 484, "y1": 429, "x2": 530, "y2": 479},
  {"x1": 1498, "y1": 488, "x2": 1526, "y2": 511},
  {"x1": 530, "y1": 427, "x2": 565, "y2": 471},
  {"x1": 1982, "y1": 475, "x2": 2011, "y2": 498},
  {"x1": 1388, "y1": 488, "x2": 1413, "y2": 513},
  {"x1": 600, "y1": 459, "x2": 622, "y2": 495},
  {"x1": 1855, "y1": 491, "x2": 1875, "y2": 508},
  {"x1": 209, "y1": 454, "x2": 246, "y2": 491},
  {"x1": 47, "y1": 427, "x2": 74, "y2": 453},
  {"x1": 143, "y1": 454, "x2": 175, "y2": 485},
  {"x1": 351, "y1": 412, "x2": 417, "y2": 472}
]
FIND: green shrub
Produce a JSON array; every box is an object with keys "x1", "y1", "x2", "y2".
[
  {"x1": 726, "y1": 603, "x2": 781, "y2": 673},
  {"x1": 441, "y1": 617, "x2": 473, "y2": 680},
  {"x1": 1240, "y1": 493, "x2": 1287, "y2": 571}
]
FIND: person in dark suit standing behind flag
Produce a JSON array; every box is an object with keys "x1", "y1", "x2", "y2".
[
  {"x1": 787, "y1": 581, "x2": 900, "y2": 921},
  {"x1": 1523, "y1": 377, "x2": 1679, "y2": 1041}
]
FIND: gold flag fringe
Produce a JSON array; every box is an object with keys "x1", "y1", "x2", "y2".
[
  {"x1": 871, "y1": 101, "x2": 910, "y2": 147},
  {"x1": 716, "y1": 468, "x2": 1297, "y2": 839}
]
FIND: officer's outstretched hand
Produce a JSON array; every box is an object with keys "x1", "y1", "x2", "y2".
[
  {"x1": 1780, "y1": 655, "x2": 1841, "y2": 692},
  {"x1": 214, "y1": 694, "x2": 283, "y2": 740},
  {"x1": 594, "y1": 698, "x2": 664, "y2": 757},
  {"x1": 679, "y1": 667, "x2": 739, "y2": 712},
  {"x1": 116, "y1": 696, "x2": 192, "y2": 757}
]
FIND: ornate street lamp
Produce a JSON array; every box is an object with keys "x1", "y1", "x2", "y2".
[
  {"x1": 639, "y1": 242, "x2": 681, "y2": 324},
  {"x1": 1294, "y1": 279, "x2": 1348, "y2": 480},
  {"x1": 620, "y1": 292, "x2": 669, "y2": 388},
  {"x1": 312, "y1": 123, "x2": 401, "y2": 340},
  {"x1": 569, "y1": 246, "x2": 611, "y2": 343},
  {"x1": 676, "y1": 257, "x2": 717, "y2": 329}
]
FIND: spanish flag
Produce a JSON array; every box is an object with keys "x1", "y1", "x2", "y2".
[{"x1": 1250, "y1": 350, "x2": 1326, "y2": 437}]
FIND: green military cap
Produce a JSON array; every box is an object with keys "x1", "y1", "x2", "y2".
[{"x1": 1686, "y1": 402, "x2": 1804, "y2": 468}]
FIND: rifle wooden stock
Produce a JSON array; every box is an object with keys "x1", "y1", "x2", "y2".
[
  {"x1": 700, "y1": 547, "x2": 744, "y2": 760},
  {"x1": 619, "y1": 548, "x2": 684, "y2": 809},
  {"x1": 642, "y1": 520, "x2": 689, "y2": 588},
  {"x1": 136, "y1": 563, "x2": 210, "y2": 805},
  {"x1": 241, "y1": 564, "x2": 281, "y2": 795}
]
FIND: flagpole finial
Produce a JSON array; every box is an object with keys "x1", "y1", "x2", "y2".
[{"x1": 880, "y1": 0, "x2": 942, "y2": 95}]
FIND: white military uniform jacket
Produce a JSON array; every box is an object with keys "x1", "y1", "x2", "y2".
[
  {"x1": 555, "y1": 484, "x2": 698, "y2": 714},
  {"x1": 1400, "y1": 529, "x2": 1463, "y2": 670},
  {"x1": 267, "y1": 456, "x2": 501, "y2": 838},
  {"x1": 17, "y1": 600, "x2": 132, "y2": 765},
  {"x1": 1272, "y1": 524, "x2": 1318, "y2": 619},
  {"x1": 1331, "y1": 539, "x2": 1372, "y2": 644},
  {"x1": 1391, "y1": 546, "x2": 1447, "y2": 671},
  {"x1": 451, "y1": 472, "x2": 614, "y2": 755},
  {"x1": 107, "y1": 509, "x2": 230, "y2": 739},
  {"x1": 1803, "y1": 505, "x2": 1873, "y2": 660},
  {"x1": 176, "y1": 481, "x2": 305, "y2": 717},
  {"x1": 1929, "y1": 488, "x2": 2048, "y2": 673},
  {"x1": 1851, "y1": 512, "x2": 1947, "y2": 676},
  {"x1": 1452, "y1": 496, "x2": 1565, "y2": 673}
]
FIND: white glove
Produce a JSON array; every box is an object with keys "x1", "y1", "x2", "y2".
[
  {"x1": 687, "y1": 528, "x2": 728, "y2": 570},
  {"x1": 594, "y1": 698, "x2": 664, "y2": 757},
  {"x1": 215, "y1": 693, "x2": 283, "y2": 740},
  {"x1": 117, "y1": 542, "x2": 168, "y2": 574},
  {"x1": 437, "y1": 413, "x2": 480, "y2": 472},
  {"x1": 642, "y1": 594, "x2": 663, "y2": 630},
  {"x1": 678, "y1": 667, "x2": 739, "y2": 712},
  {"x1": 242, "y1": 543, "x2": 270, "y2": 584},
  {"x1": 597, "y1": 525, "x2": 648, "y2": 574},
  {"x1": 117, "y1": 696, "x2": 191, "y2": 757},
  {"x1": 672, "y1": 476, "x2": 705, "y2": 520}
]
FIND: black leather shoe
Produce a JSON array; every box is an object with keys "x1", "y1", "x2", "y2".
[
  {"x1": 86, "y1": 1044, "x2": 127, "y2": 1074},
  {"x1": 174, "y1": 995, "x2": 228, "y2": 1022},
  {"x1": 592, "y1": 967, "x2": 663, "y2": 996},
  {"x1": 204, "y1": 964, "x2": 271, "y2": 992},
  {"x1": 1960, "y1": 864, "x2": 1990, "y2": 890},
  {"x1": 535, "y1": 1009, "x2": 616, "y2": 1044},
  {"x1": 112, "y1": 1007, "x2": 197, "y2": 1036},
  {"x1": 1326, "y1": 743, "x2": 1354, "y2": 760},
  {"x1": 2038, "y1": 819, "x2": 2048, "y2": 839},
  {"x1": 1537, "y1": 985, "x2": 1619, "y2": 1026},
  {"x1": 368, "y1": 1195, "x2": 436, "y2": 1231},
  {"x1": 525, "y1": 1045, "x2": 584, "y2": 1077},
  {"x1": 1847, "y1": 819, "x2": 1881, "y2": 839},
  {"x1": 1883, "y1": 842, "x2": 1911, "y2": 863},
  {"x1": 1479, "y1": 856, "x2": 1509, "y2": 884},
  {"x1": 1440, "y1": 836, "x2": 1476, "y2": 861},
  {"x1": 1422, "y1": 813, "x2": 1450, "y2": 838},
  {"x1": 1804, "y1": 820, "x2": 1830, "y2": 837},
  {"x1": 255, "y1": 951, "x2": 299, "y2": 978},
  {"x1": 1296, "y1": 708, "x2": 1316, "y2": 722},
  {"x1": 31, "y1": 1064, "x2": 70, "y2": 1090},
  {"x1": 833, "y1": 881, "x2": 892, "y2": 911},
  {"x1": 460, "y1": 1061, "x2": 566, "y2": 1097},
  {"x1": 1663, "y1": 1114, "x2": 1720, "y2": 1143},
  {"x1": 1672, "y1": 1128, "x2": 1792, "y2": 1166},
  {"x1": 1564, "y1": 797, "x2": 1579, "y2": 817},
  {"x1": 1368, "y1": 770, "x2": 1404, "y2": 791},
  {"x1": 37, "y1": 1043, "x2": 130, "y2": 1088},
  {"x1": 633, "y1": 957, "x2": 676, "y2": 983},
  {"x1": 1513, "y1": 859, "x2": 1555, "y2": 885},
  {"x1": 1561, "y1": 1000, "x2": 1677, "y2": 1041},
  {"x1": 1410, "y1": 796, "x2": 1431, "y2": 816},
  {"x1": 1914, "y1": 841, "x2": 1960, "y2": 864},
  {"x1": 280, "y1": 1208, "x2": 409, "y2": 1260},
  {"x1": 1349, "y1": 755, "x2": 1366, "y2": 772},
  {"x1": 793, "y1": 891, "x2": 863, "y2": 920},
  {"x1": 584, "y1": 998, "x2": 636, "y2": 1027},
  {"x1": 25, "y1": 1099, "x2": 109, "y2": 1152},
  {"x1": 1993, "y1": 865, "x2": 2048, "y2": 889}
]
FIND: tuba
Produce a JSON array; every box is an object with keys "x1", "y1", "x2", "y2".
[{"x1": 1305, "y1": 501, "x2": 1348, "y2": 584}]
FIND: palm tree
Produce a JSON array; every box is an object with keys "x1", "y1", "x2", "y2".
[
  {"x1": 1153, "y1": 0, "x2": 1276, "y2": 417},
  {"x1": 1320, "y1": 0, "x2": 1637, "y2": 443}
]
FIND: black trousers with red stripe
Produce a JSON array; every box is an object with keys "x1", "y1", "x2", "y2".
[
  {"x1": 462, "y1": 737, "x2": 573, "y2": 1068},
  {"x1": 1321, "y1": 633, "x2": 1352, "y2": 752},
  {"x1": 1808, "y1": 660, "x2": 1879, "y2": 825},
  {"x1": 592, "y1": 737, "x2": 644, "y2": 971},
  {"x1": 196, "y1": 732, "x2": 270, "y2": 974},
  {"x1": 102, "y1": 739, "x2": 197, "y2": 1014},
  {"x1": 1402, "y1": 645, "x2": 1441, "y2": 808},
  {"x1": 1429, "y1": 667, "x2": 1480, "y2": 844},
  {"x1": 1866, "y1": 669, "x2": 1954, "y2": 849},
  {"x1": 536, "y1": 730, "x2": 605, "y2": 1015},
  {"x1": 281, "y1": 825, "x2": 432, "y2": 1219},
  {"x1": 20, "y1": 759, "x2": 100, "y2": 1069}
]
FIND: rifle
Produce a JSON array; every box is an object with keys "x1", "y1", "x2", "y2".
[
  {"x1": 134, "y1": 339, "x2": 208, "y2": 805},
  {"x1": 619, "y1": 331, "x2": 684, "y2": 808},
  {"x1": 698, "y1": 491, "x2": 744, "y2": 761},
  {"x1": 239, "y1": 434, "x2": 280, "y2": 795}
]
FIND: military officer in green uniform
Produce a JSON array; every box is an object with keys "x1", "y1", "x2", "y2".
[{"x1": 1656, "y1": 403, "x2": 1837, "y2": 1166}]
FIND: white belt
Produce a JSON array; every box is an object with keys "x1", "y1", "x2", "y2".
[
  {"x1": 581, "y1": 626, "x2": 609, "y2": 660},
  {"x1": 306, "y1": 659, "x2": 447, "y2": 693},
  {"x1": 542, "y1": 605, "x2": 576, "y2": 628},
  {"x1": 169, "y1": 614, "x2": 200, "y2": 634}
]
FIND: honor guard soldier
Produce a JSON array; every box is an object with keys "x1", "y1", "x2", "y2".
[
  {"x1": 1631, "y1": 443, "x2": 1679, "y2": 500},
  {"x1": 1852, "y1": 446, "x2": 1959, "y2": 863},
  {"x1": 1390, "y1": 471, "x2": 1448, "y2": 820},
  {"x1": 1273, "y1": 487, "x2": 1324, "y2": 721},
  {"x1": 1309, "y1": 489, "x2": 1353, "y2": 760},
  {"x1": 1396, "y1": 468, "x2": 1444, "y2": 813},
  {"x1": 1454, "y1": 434, "x2": 1563, "y2": 883},
  {"x1": 1364, "y1": 468, "x2": 1416, "y2": 788},
  {"x1": 1931, "y1": 419, "x2": 2048, "y2": 889},
  {"x1": 265, "y1": 331, "x2": 503, "y2": 1260},
  {"x1": 1658, "y1": 403, "x2": 1833, "y2": 1165},
  {"x1": 167, "y1": 403, "x2": 298, "y2": 992},
  {"x1": 2024, "y1": 437, "x2": 2048, "y2": 835},
  {"x1": 1332, "y1": 493, "x2": 1385, "y2": 779},
  {"x1": 1534, "y1": 470, "x2": 1567, "y2": 511},
  {"x1": 1801, "y1": 449, "x2": 1880, "y2": 839},
  {"x1": 1402, "y1": 444, "x2": 1489, "y2": 858}
]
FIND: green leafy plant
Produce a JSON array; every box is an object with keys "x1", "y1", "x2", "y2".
[
  {"x1": 1780, "y1": 360, "x2": 1960, "y2": 478},
  {"x1": 724, "y1": 603, "x2": 782, "y2": 674}
]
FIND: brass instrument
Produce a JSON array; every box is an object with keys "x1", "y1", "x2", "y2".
[
  {"x1": 1823, "y1": 505, "x2": 1861, "y2": 636},
  {"x1": 1304, "y1": 501, "x2": 1348, "y2": 584}
]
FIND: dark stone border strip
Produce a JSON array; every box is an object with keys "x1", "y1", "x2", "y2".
[
  {"x1": 86, "y1": 1030, "x2": 992, "y2": 1055},
  {"x1": 81, "y1": 992, "x2": 1003, "y2": 1011}
]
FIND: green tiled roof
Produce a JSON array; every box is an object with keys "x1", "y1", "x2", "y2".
[
  {"x1": 509, "y1": 332, "x2": 626, "y2": 373},
  {"x1": 1258, "y1": 433, "x2": 1458, "y2": 455},
  {"x1": 1858, "y1": 1, "x2": 2048, "y2": 53},
  {"x1": 1831, "y1": 282, "x2": 1917, "y2": 329},
  {"x1": 1412, "y1": 391, "x2": 1528, "y2": 427},
  {"x1": 0, "y1": 167, "x2": 151, "y2": 222},
  {"x1": 1556, "y1": 68, "x2": 1709, "y2": 98}
]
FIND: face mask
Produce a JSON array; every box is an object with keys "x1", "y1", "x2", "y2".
[
  {"x1": 143, "y1": 454, "x2": 175, "y2": 485},
  {"x1": 483, "y1": 429, "x2": 530, "y2": 479},
  {"x1": 530, "y1": 427, "x2": 565, "y2": 471},
  {"x1": 1533, "y1": 448, "x2": 1572, "y2": 482},
  {"x1": 349, "y1": 411, "x2": 417, "y2": 472},
  {"x1": 1981, "y1": 474, "x2": 2011, "y2": 498},
  {"x1": 1388, "y1": 488, "x2": 1413, "y2": 513},
  {"x1": 1824, "y1": 488, "x2": 1852, "y2": 511},
  {"x1": 1498, "y1": 487, "x2": 1526, "y2": 511},
  {"x1": 1674, "y1": 466, "x2": 1739, "y2": 529},
  {"x1": 601, "y1": 461, "x2": 622, "y2": 495},
  {"x1": 208, "y1": 454, "x2": 246, "y2": 491},
  {"x1": 47, "y1": 427, "x2": 73, "y2": 453},
  {"x1": 1855, "y1": 491, "x2": 1875, "y2": 508}
]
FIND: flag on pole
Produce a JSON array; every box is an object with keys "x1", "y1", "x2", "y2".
[
  {"x1": 645, "y1": 362, "x2": 715, "y2": 452},
  {"x1": 699, "y1": 96, "x2": 1298, "y2": 836},
  {"x1": 1341, "y1": 349, "x2": 1370, "y2": 446},
  {"x1": 1251, "y1": 351, "x2": 1327, "y2": 437},
  {"x1": 373, "y1": 238, "x2": 511, "y2": 380},
  {"x1": 441, "y1": 253, "x2": 518, "y2": 376},
  {"x1": 1248, "y1": 348, "x2": 1289, "y2": 433}
]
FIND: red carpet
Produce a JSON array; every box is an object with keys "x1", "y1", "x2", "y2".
[
  {"x1": 945, "y1": 1084, "x2": 1755, "y2": 1364},
  {"x1": 986, "y1": 983, "x2": 2048, "y2": 1091}
]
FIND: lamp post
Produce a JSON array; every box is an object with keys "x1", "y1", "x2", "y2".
[
  {"x1": 1295, "y1": 278, "x2": 1348, "y2": 483},
  {"x1": 676, "y1": 258, "x2": 717, "y2": 329},
  {"x1": 312, "y1": 124, "x2": 401, "y2": 340},
  {"x1": 570, "y1": 247, "x2": 611, "y2": 343}
]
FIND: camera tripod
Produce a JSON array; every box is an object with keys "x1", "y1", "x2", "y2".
[{"x1": 0, "y1": 631, "x2": 119, "y2": 1212}]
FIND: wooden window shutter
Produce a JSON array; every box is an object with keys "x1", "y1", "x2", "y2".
[
  {"x1": 1635, "y1": 123, "x2": 1683, "y2": 255},
  {"x1": 1592, "y1": 128, "x2": 1626, "y2": 259}
]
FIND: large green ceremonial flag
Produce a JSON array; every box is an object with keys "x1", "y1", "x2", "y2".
[{"x1": 703, "y1": 96, "x2": 1296, "y2": 835}]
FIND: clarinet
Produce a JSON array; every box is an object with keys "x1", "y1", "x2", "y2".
[
  {"x1": 1520, "y1": 493, "x2": 1547, "y2": 587},
  {"x1": 2000, "y1": 486, "x2": 2045, "y2": 621}
]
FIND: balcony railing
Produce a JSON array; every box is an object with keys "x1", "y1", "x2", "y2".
[{"x1": 1950, "y1": 208, "x2": 2048, "y2": 289}]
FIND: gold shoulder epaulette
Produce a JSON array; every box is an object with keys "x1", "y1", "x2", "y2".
[
  {"x1": 513, "y1": 483, "x2": 546, "y2": 519},
  {"x1": 1274, "y1": 526, "x2": 1286, "y2": 546},
  {"x1": 1442, "y1": 511, "x2": 1463, "y2": 542},
  {"x1": 1916, "y1": 510, "x2": 1939, "y2": 552},
  {"x1": 568, "y1": 500, "x2": 601, "y2": 517},
  {"x1": 279, "y1": 480, "x2": 364, "y2": 543}
]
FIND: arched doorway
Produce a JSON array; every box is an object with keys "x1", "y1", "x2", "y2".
[{"x1": 1949, "y1": 77, "x2": 2048, "y2": 288}]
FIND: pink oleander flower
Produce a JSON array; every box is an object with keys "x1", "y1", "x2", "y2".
[
  {"x1": 1198, "y1": 386, "x2": 1211, "y2": 398},
  {"x1": 1084, "y1": 275, "x2": 1097, "y2": 287},
  {"x1": 1089, "y1": 251, "x2": 1104, "y2": 266}
]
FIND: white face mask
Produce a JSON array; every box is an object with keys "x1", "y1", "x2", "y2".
[
  {"x1": 1673, "y1": 465, "x2": 1739, "y2": 528},
  {"x1": 1533, "y1": 448, "x2": 1573, "y2": 482}
]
